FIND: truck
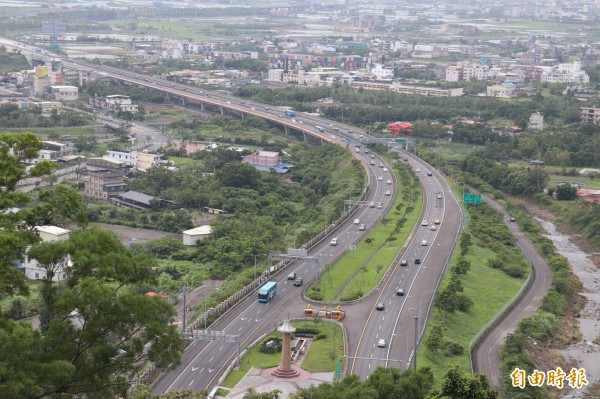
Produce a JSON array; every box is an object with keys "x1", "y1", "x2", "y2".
[
  {"x1": 315, "y1": 125, "x2": 325, "y2": 133},
  {"x1": 284, "y1": 110, "x2": 296, "y2": 117}
]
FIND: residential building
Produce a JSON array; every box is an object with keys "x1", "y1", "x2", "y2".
[
  {"x1": 528, "y1": 112, "x2": 544, "y2": 130},
  {"x1": 445, "y1": 65, "x2": 462, "y2": 82},
  {"x1": 581, "y1": 106, "x2": 600, "y2": 124},
  {"x1": 105, "y1": 150, "x2": 137, "y2": 167},
  {"x1": 540, "y1": 61, "x2": 590, "y2": 84},
  {"x1": 389, "y1": 82, "x2": 463, "y2": 97},
  {"x1": 371, "y1": 64, "x2": 395, "y2": 79},
  {"x1": 267, "y1": 69, "x2": 284, "y2": 82},
  {"x1": 242, "y1": 150, "x2": 293, "y2": 173},
  {"x1": 388, "y1": 122, "x2": 413, "y2": 133},
  {"x1": 34, "y1": 140, "x2": 77, "y2": 163},
  {"x1": 49, "y1": 85, "x2": 78, "y2": 101},
  {"x1": 85, "y1": 157, "x2": 127, "y2": 172},
  {"x1": 84, "y1": 170, "x2": 127, "y2": 201},
  {"x1": 445, "y1": 61, "x2": 489, "y2": 82},
  {"x1": 182, "y1": 225, "x2": 212, "y2": 246},
  {"x1": 15, "y1": 226, "x2": 71, "y2": 281},
  {"x1": 90, "y1": 95, "x2": 138, "y2": 113},
  {"x1": 137, "y1": 152, "x2": 163, "y2": 172},
  {"x1": 487, "y1": 85, "x2": 515, "y2": 98},
  {"x1": 38, "y1": 101, "x2": 62, "y2": 116},
  {"x1": 411, "y1": 45, "x2": 448, "y2": 59}
]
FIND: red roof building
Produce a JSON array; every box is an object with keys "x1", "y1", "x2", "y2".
[{"x1": 387, "y1": 121, "x2": 413, "y2": 134}]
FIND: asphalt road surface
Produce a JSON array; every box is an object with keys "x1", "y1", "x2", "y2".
[
  {"x1": 152, "y1": 149, "x2": 395, "y2": 393},
  {"x1": 471, "y1": 194, "x2": 552, "y2": 389}
]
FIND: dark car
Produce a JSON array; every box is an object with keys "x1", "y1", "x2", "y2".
[
  {"x1": 427, "y1": 172, "x2": 433, "y2": 176},
  {"x1": 414, "y1": 258, "x2": 421, "y2": 265},
  {"x1": 396, "y1": 288, "x2": 405, "y2": 296},
  {"x1": 293, "y1": 278, "x2": 303, "y2": 286},
  {"x1": 376, "y1": 303, "x2": 385, "y2": 311},
  {"x1": 287, "y1": 272, "x2": 296, "y2": 280}
]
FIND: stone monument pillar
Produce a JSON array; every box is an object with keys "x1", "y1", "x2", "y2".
[{"x1": 272, "y1": 320, "x2": 300, "y2": 378}]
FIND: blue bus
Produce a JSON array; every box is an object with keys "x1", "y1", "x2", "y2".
[
  {"x1": 315, "y1": 125, "x2": 325, "y2": 133},
  {"x1": 258, "y1": 281, "x2": 277, "y2": 303},
  {"x1": 284, "y1": 110, "x2": 296, "y2": 117}
]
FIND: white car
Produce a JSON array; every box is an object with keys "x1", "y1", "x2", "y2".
[
  {"x1": 385, "y1": 190, "x2": 391, "y2": 196},
  {"x1": 430, "y1": 225, "x2": 437, "y2": 231},
  {"x1": 421, "y1": 239, "x2": 428, "y2": 246},
  {"x1": 383, "y1": 167, "x2": 388, "y2": 172},
  {"x1": 377, "y1": 339, "x2": 387, "y2": 348},
  {"x1": 354, "y1": 218, "x2": 360, "y2": 225},
  {"x1": 421, "y1": 220, "x2": 428, "y2": 226},
  {"x1": 386, "y1": 179, "x2": 392, "y2": 185},
  {"x1": 415, "y1": 168, "x2": 421, "y2": 173},
  {"x1": 378, "y1": 176, "x2": 383, "y2": 181},
  {"x1": 369, "y1": 201, "x2": 375, "y2": 208},
  {"x1": 330, "y1": 237, "x2": 338, "y2": 246},
  {"x1": 437, "y1": 194, "x2": 443, "y2": 199}
]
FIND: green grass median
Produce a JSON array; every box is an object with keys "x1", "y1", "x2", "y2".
[{"x1": 307, "y1": 161, "x2": 423, "y2": 302}]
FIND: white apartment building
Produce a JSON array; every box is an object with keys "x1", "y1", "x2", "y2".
[
  {"x1": 540, "y1": 61, "x2": 590, "y2": 84},
  {"x1": 15, "y1": 226, "x2": 72, "y2": 281},
  {"x1": 411, "y1": 45, "x2": 448, "y2": 59},
  {"x1": 105, "y1": 150, "x2": 137, "y2": 167},
  {"x1": 487, "y1": 85, "x2": 515, "y2": 98},
  {"x1": 267, "y1": 69, "x2": 284, "y2": 82},
  {"x1": 49, "y1": 85, "x2": 79, "y2": 101},
  {"x1": 528, "y1": 112, "x2": 544, "y2": 130},
  {"x1": 445, "y1": 62, "x2": 489, "y2": 82},
  {"x1": 371, "y1": 64, "x2": 395, "y2": 79}
]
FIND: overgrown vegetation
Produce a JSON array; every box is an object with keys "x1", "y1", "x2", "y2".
[{"x1": 0, "y1": 104, "x2": 91, "y2": 129}]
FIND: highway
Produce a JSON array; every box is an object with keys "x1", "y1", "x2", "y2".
[
  {"x1": 153, "y1": 147, "x2": 396, "y2": 393},
  {"x1": 1, "y1": 36, "x2": 463, "y2": 392}
]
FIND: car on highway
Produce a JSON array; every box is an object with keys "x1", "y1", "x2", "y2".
[
  {"x1": 377, "y1": 339, "x2": 387, "y2": 348},
  {"x1": 355, "y1": 148, "x2": 361, "y2": 153},
  {"x1": 510, "y1": 217, "x2": 516, "y2": 222},
  {"x1": 299, "y1": 121, "x2": 304, "y2": 124},
  {"x1": 379, "y1": 163, "x2": 384, "y2": 168},
  {"x1": 370, "y1": 154, "x2": 375, "y2": 159},
  {"x1": 421, "y1": 239, "x2": 428, "y2": 246},
  {"x1": 415, "y1": 258, "x2": 421, "y2": 264},
  {"x1": 354, "y1": 218, "x2": 360, "y2": 225},
  {"x1": 377, "y1": 203, "x2": 382, "y2": 209},
  {"x1": 251, "y1": 107, "x2": 256, "y2": 110},
  {"x1": 400, "y1": 259, "x2": 408, "y2": 266},
  {"x1": 386, "y1": 179, "x2": 392, "y2": 185},
  {"x1": 430, "y1": 225, "x2": 437, "y2": 231},
  {"x1": 383, "y1": 167, "x2": 388, "y2": 172},
  {"x1": 370, "y1": 161, "x2": 376, "y2": 165},
  {"x1": 437, "y1": 193, "x2": 443, "y2": 199},
  {"x1": 364, "y1": 149, "x2": 369, "y2": 154},
  {"x1": 385, "y1": 190, "x2": 391, "y2": 196},
  {"x1": 330, "y1": 237, "x2": 338, "y2": 246},
  {"x1": 415, "y1": 168, "x2": 421, "y2": 173},
  {"x1": 333, "y1": 127, "x2": 339, "y2": 131},
  {"x1": 369, "y1": 201, "x2": 375, "y2": 208},
  {"x1": 293, "y1": 278, "x2": 303, "y2": 286},
  {"x1": 434, "y1": 219, "x2": 440, "y2": 225},
  {"x1": 427, "y1": 171, "x2": 433, "y2": 176},
  {"x1": 359, "y1": 223, "x2": 365, "y2": 231},
  {"x1": 378, "y1": 176, "x2": 383, "y2": 181},
  {"x1": 287, "y1": 272, "x2": 296, "y2": 280},
  {"x1": 402, "y1": 157, "x2": 409, "y2": 161},
  {"x1": 376, "y1": 303, "x2": 385, "y2": 311},
  {"x1": 421, "y1": 220, "x2": 428, "y2": 226},
  {"x1": 226, "y1": 101, "x2": 231, "y2": 104},
  {"x1": 396, "y1": 288, "x2": 405, "y2": 296}
]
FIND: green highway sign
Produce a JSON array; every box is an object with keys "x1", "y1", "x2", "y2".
[
  {"x1": 395, "y1": 139, "x2": 407, "y2": 143},
  {"x1": 335, "y1": 361, "x2": 341, "y2": 381},
  {"x1": 463, "y1": 193, "x2": 482, "y2": 205}
]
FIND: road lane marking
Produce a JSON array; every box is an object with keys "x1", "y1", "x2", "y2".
[{"x1": 189, "y1": 380, "x2": 194, "y2": 386}]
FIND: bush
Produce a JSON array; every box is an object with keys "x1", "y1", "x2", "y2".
[
  {"x1": 339, "y1": 290, "x2": 362, "y2": 301},
  {"x1": 456, "y1": 294, "x2": 473, "y2": 312},
  {"x1": 294, "y1": 328, "x2": 319, "y2": 335},
  {"x1": 442, "y1": 341, "x2": 464, "y2": 357},
  {"x1": 259, "y1": 337, "x2": 281, "y2": 354},
  {"x1": 307, "y1": 291, "x2": 324, "y2": 301},
  {"x1": 315, "y1": 333, "x2": 327, "y2": 340}
]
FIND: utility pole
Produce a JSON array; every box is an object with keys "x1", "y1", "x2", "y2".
[
  {"x1": 411, "y1": 306, "x2": 420, "y2": 372},
  {"x1": 182, "y1": 284, "x2": 187, "y2": 332}
]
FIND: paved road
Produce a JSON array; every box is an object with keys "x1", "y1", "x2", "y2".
[
  {"x1": 350, "y1": 153, "x2": 463, "y2": 377},
  {"x1": 471, "y1": 194, "x2": 553, "y2": 389},
  {"x1": 152, "y1": 149, "x2": 394, "y2": 393}
]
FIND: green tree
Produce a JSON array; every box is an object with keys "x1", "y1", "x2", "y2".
[
  {"x1": 427, "y1": 364, "x2": 498, "y2": 399},
  {"x1": 555, "y1": 184, "x2": 577, "y2": 201},
  {"x1": 424, "y1": 324, "x2": 444, "y2": 359}
]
